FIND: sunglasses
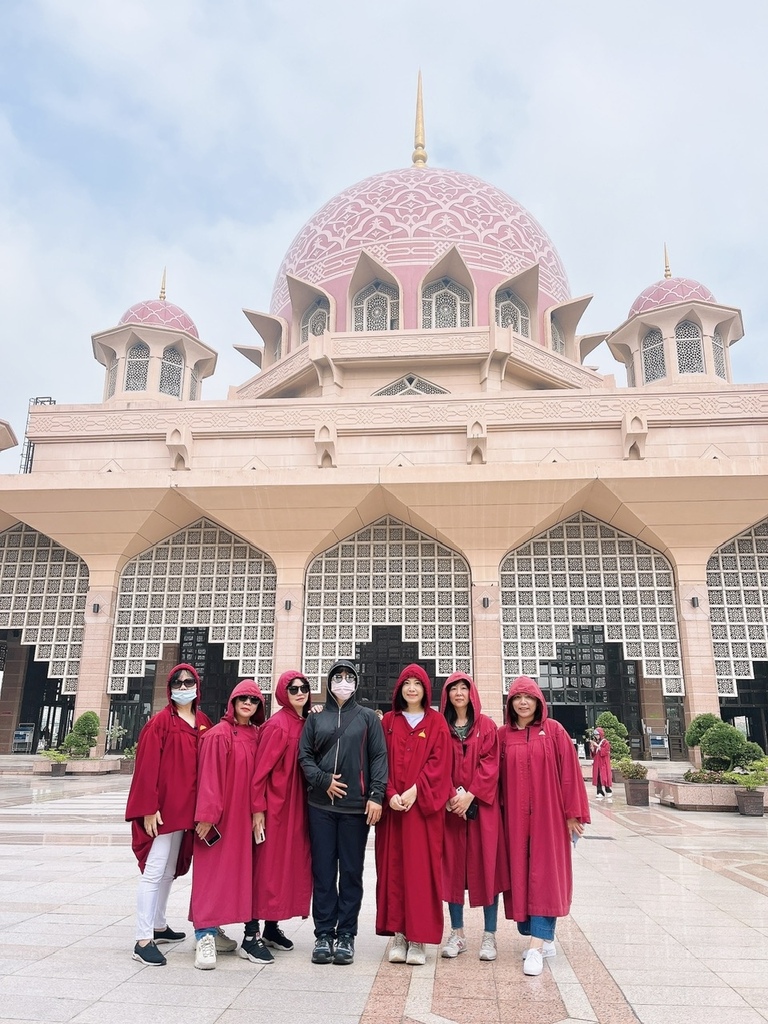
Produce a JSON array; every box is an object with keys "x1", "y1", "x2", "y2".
[
  {"x1": 235, "y1": 695, "x2": 260, "y2": 705},
  {"x1": 171, "y1": 678, "x2": 196, "y2": 689},
  {"x1": 287, "y1": 683, "x2": 310, "y2": 695}
]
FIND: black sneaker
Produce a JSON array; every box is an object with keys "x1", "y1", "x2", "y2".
[
  {"x1": 132, "y1": 940, "x2": 167, "y2": 966},
  {"x1": 311, "y1": 934, "x2": 334, "y2": 964},
  {"x1": 153, "y1": 926, "x2": 186, "y2": 943},
  {"x1": 238, "y1": 934, "x2": 274, "y2": 964},
  {"x1": 263, "y1": 924, "x2": 294, "y2": 951},
  {"x1": 333, "y1": 933, "x2": 355, "y2": 966}
]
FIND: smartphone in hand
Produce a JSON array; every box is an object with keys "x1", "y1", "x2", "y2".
[
  {"x1": 255, "y1": 826, "x2": 266, "y2": 845},
  {"x1": 204, "y1": 825, "x2": 222, "y2": 847}
]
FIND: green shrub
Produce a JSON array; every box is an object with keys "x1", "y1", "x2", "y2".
[
  {"x1": 722, "y1": 769, "x2": 768, "y2": 791},
  {"x1": 684, "y1": 713, "x2": 721, "y2": 748},
  {"x1": 699, "y1": 721, "x2": 747, "y2": 771},
  {"x1": 595, "y1": 711, "x2": 631, "y2": 762},
  {"x1": 617, "y1": 759, "x2": 648, "y2": 780},
  {"x1": 683, "y1": 768, "x2": 726, "y2": 783},
  {"x1": 701, "y1": 755, "x2": 731, "y2": 772},
  {"x1": 736, "y1": 741, "x2": 765, "y2": 767},
  {"x1": 60, "y1": 711, "x2": 100, "y2": 759}
]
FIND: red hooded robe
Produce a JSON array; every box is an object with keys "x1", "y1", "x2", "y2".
[
  {"x1": 125, "y1": 663, "x2": 212, "y2": 876},
  {"x1": 499, "y1": 677, "x2": 590, "y2": 922},
  {"x1": 591, "y1": 727, "x2": 612, "y2": 788},
  {"x1": 375, "y1": 664, "x2": 452, "y2": 944},
  {"x1": 251, "y1": 670, "x2": 312, "y2": 922},
  {"x1": 189, "y1": 679, "x2": 265, "y2": 929},
  {"x1": 440, "y1": 672, "x2": 509, "y2": 908}
]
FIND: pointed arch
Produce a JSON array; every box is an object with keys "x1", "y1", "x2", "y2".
[
  {"x1": 495, "y1": 288, "x2": 530, "y2": 337},
  {"x1": 675, "y1": 320, "x2": 704, "y2": 374},
  {"x1": 124, "y1": 341, "x2": 150, "y2": 391},
  {"x1": 159, "y1": 345, "x2": 184, "y2": 397},
  {"x1": 641, "y1": 328, "x2": 665, "y2": 383}
]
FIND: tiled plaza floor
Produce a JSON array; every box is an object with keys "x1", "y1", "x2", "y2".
[{"x1": 0, "y1": 762, "x2": 765, "y2": 1023}]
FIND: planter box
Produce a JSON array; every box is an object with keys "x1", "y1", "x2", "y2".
[
  {"x1": 654, "y1": 779, "x2": 768, "y2": 812},
  {"x1": 735, "y1": 788, "x2": 765, "y2": 817},
  {"x1": 65, "y1": 758, "x2": 121, "y2": 775},
  {"x1": 624, "y1": 778, "x2": 650, "y2": 806}
]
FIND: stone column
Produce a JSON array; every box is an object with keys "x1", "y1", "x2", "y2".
[
  {"x1": 676, "y1": 573, "x2": 720, "y2": 725},
  {"x1": 273, "y1": 584, "x2": 305, "y2": 709},
  {"x1": 472, "y1": 583, "x2": 503, "y2": 725},
  {"x1": 0, "y1": 639, "x2": 29, "y2": 754},
  {"x1": 73, "y1": 586, "x2": 117, "y2": 756}
]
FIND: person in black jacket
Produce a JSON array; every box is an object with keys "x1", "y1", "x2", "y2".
[{"x1": 298, "y1": 659, "x2": 388, "y2": 966}]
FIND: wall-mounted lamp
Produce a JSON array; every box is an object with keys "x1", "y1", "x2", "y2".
[
  {"x1": 690, "y1": 596, "x2": 699, "y2": 608},
  {"x1": 92, "y1": 603, "x2": 100, "y2": 614},
  {"x1": 284, "y1": 599, "x2": 291, "y2": 611},
  {"x1": 482, "y1": 597, "x2": 490, "y2": 609}
]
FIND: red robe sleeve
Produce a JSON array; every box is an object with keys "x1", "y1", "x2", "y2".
[
  {"x1": 194, "y1": 727, "x2": 232, "y2": 825},
  {"x1": 251, "y1": 719, "x2": 288, "y2": 814},
  {"x1": 467, "y1": 717, "x2": 500, "y2": 806},
  {"x1": 414, "y1": 713, "x2": 452, "y2": 817},
  {"x1": 552, "y1": 721, "x2": 591, "y2": 823},
  {"x1": 125, "y1": 711, "x2": 169, "y2": 821}
]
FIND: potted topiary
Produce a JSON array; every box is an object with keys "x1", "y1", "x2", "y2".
[
  {"x1": 595, "y1": 712, "x2": 631, "y2": 783},
  {"x1": 618, "y1": 759, "x2": 650, "y2": 806},
  {"x1": 60, "y1": 711, "x2": 100, "y2": 759},
  {"x1": 39, "y1": 748, "x2": 68, "y2": 776},
  {"x1": 723, "y1": 765, "x2": 767, "y2": 817}
]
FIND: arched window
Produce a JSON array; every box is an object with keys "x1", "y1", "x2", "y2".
[
  {"x1": 495, "y1": 289, "x2": 530, "y2": 337},
  {"x1": 712, "y1": 328, "x2": 727, "y2": 379},
  {"x1": 421, "y1": 278, "x2": 471, "y2": 329},
  {"x1": 124, "y1": 342, "x2": 150, "y2": 392},
  {"x1": 300, "y1": 297, "x2": 330, "y2": 344},
  {"x1": 353, "y1": 280, "x2": 399, "y2": 332},
  {"x1": 551, "y1": 316, "x2": 565, "y2": 355},
  {"x1": 675, "y1": 320, "x2": 704, "y2": 374},
  {"x1": 642, "y1": 328, "x2": 665, "y2": 383},
  {"x1": 106, "y1": 357, "x2": 118, "y2": 398},
  {"x1": 159, "y1": 346, "x2": 184, "y2": 397}
]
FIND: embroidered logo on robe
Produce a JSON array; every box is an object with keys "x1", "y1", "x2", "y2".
[{"x1": 418, "y1": 730, "x2": 427, "y2": 738}]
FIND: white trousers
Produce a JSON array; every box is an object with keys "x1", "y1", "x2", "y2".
[{"x1": 135, "y1": 830, "x2": 183, "y2": 941}]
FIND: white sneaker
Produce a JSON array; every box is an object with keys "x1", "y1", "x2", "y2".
[
  {"x1": 406, "y1": 941, "x2": 426, "y2": 966},
  {"x1": 195, "y1": 933, "x2": 217, "y2": 970},
  {"x1": 479, "y1": 932, "x2": 497, "y2": 961},
  {"x1": 523, "y1": 947, "x2": 543, "y2": 976},
  {"x1": 521, "y1": 939, "x2": 556, "y2": 960},
  {"x1": 388, "y1": 933, "x2": 407, "y2": 963},
  {"x1": 596, "y1": 794, "x2": 604, "y2": 801},
  {"x1": 441, "y1": 931, "x2": 467, "y2": 958},
  {"x1": 214, "y1": 927, "x2": 237, "y2": 953}
]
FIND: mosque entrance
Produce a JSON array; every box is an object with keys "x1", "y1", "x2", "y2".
[
  {"x1": 18, "y1": 657, "x2": 74, "y2": 752},
  {"x1": 179, "y1": 627, "x2": 250, "y2": 721},
  {"x1": 355, "y1": 625, "x2": 445, "y2": 712},
  {"x1": 719, "y1": 662, "x2": 768, "y2": 753}
]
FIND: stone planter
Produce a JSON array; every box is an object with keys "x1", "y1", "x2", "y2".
[
  {"x1": 65, "y1": 758, "x2": 121, "y2": 775},
  {"x1": 654, "y1": 779, "x2": 768, "y2": 812},
  {"x1": 735, "y1": 788, "x2": 765, "y2": 817},
  {"x1": 50, "y1": 762, "x2": 67, "y2": 777},
  {"x1": 623, "y1": 778, "x2": 650, "y2": 806},
  {"x1": 611, "y1": 768, "x2": 623, "y2": 785},
  {"x1": 119, "y1": 759, "x2": 135, "y2": 775}
]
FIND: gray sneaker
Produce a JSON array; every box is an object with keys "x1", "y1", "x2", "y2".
[
  {"x1": 479, "y1": 932, "x2": 497, "y2": 961},
  {"x1": 406, "y1": 941, "x2": 426, "y2": 966},
  {"x1": 214, "y1": 927, "x2": 238, "y2": 953}
]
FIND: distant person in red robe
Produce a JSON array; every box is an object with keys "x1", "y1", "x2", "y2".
[
  {"x1": 499, "y1": 676, "x2": 590, "y2": 978},
  {"x1": 440, "y1": 672, "x2": 508, "y2": 963},
  {"x1": 189, "y1": 679, "x2": 266, "y2": 970},
  {"x1": 376, "y1": 664, "x2": 452, "y2": 966},
  {"x1": 590, "y1": 727, "x2": 613, "y2": 801},
  {"x1": 250, "y1": 669, "x2": 313, "y2": 952},
  {"x1": 125, "y1": 663, "x2": 213, "y2": 967}
]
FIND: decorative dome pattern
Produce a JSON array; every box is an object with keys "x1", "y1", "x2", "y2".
[
  {"x1": 271, "y1": 167, "x2": 570, "y2": 317},
  {"x1": 629, "y1": 277, "x2": 716, "y2": 319},
  {"x1": 119, "y1": 299, "x2": 199, "y2": 339}
]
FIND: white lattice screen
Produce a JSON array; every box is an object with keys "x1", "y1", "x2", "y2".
[
  {"x1": 108, "y1": 518, "x2": 276, "y2": 693},
  {"x1": 500, "y1": 513, "x2": 684, "y2": 695},
  {"x1": 303, "y1": 516, "x2": 472, "y2": 686},
  {"x1": 707, "y1": 519, "x2": 768, "y2": 695},
  {"x1": 0, "y1": 524, "x2": 88, "y2": 693}
]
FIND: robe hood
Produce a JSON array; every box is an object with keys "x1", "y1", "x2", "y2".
[
  {"x1": 505, "y1": 675, "x2": 548, "y2": 727},
  {"x1": 593, "y1": 727, "x2": 605, "y2": 740},
  {"x1": 166, "y1": 663, "x2": 202, "y2": 712},
  {"x1": 326, "y1": 659, "x2": 358, "y2": 689},
  {"x1": 440, "y1": 671, "x2": 482, "y2": 717},
  {"x1": 275, "y1": 669, "x2": 311, "y2": 719},
  {"x1": 222, "y1": 679, "x2": 266, "y2": 727},
  {"x1": 392, "y1": 663, "x2": 432, "y2": 710}
]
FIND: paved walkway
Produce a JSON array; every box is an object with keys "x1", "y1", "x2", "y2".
[{"x1": 0, "y1": 768, "x2": 765, "y2": 1024}]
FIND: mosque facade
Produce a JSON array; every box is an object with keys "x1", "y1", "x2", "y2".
[{"x1": 0, "y1": 97, "x2": 767, "y2": 759}]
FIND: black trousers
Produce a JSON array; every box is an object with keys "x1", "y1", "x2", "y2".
[{"x1": 308, "y1": 805, "x2": 369, "y2": 938}]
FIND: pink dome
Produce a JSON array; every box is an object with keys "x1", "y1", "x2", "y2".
[
  {"x1": 629, "y1": 277, "x2": 716, "y2": 319},
  {"x1": 119, "y1": 299, "x2": 199, "y2": 339},
  {"x1": 270, "y1": 167, "x2": 570, "y2": 319}
]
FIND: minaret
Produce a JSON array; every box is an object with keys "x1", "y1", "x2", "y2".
[
  {"x1": 411, "y1": 71, "x2": 428, "y2": 168},
  {"x1": 159, "y1": 266, "x2": 167, "y2": 300},
  {"x1": 663, "y1": 243, "x2": 671, "y2": 280}
]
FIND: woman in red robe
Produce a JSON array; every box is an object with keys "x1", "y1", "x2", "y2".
[
  {"x1": 499, "y1": 676, "x2": 590, "y2": 978},
  {"x1": 440, "y1": 672, "x2": 508, "y2": 962},
  {"x1": 250, "y1": 669, "x2": 312, "y2": 951},
  {"x1": 125, "y1": 663, "x2": 213, "y2": 967},
  {"x1": 590, "y1": 727, "x2": 613, "y2": 801},
  {"x1": 376, "y1": 664, "x2": 452, "y2": 966},
  {"x1": 189, "y1": 679, "x2": 266, "y2": 970}
]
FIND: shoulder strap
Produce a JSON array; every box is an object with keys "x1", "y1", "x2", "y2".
[{"x1": 316, "y1": 704, "x2": 363, "y2": 761}]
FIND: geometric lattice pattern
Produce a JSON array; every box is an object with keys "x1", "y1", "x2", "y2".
[
  {"x1": 422, "y1": 279, "x2": 471, "y2": 329},
  {"x1": 108, "y1": 518, "x2": 276, "y2": 694},
  {"x1": 125, "y1": 342, "x2": 150, "y2": 391},
  {"x1": 675, "y1": 320, "x2": 704, "y2": 374},
  {"x1": 0, "y1": 524, "x2": 89, "y2": 693},
  {"x1": 159, "y1": 346, "x2": 184, "y2": 397},
  {"x1": 353, "y1": 280, "x2": 399, "y2": 332},
  {"x1": 712, "y1": 328, "x2": 727, "y2": 379},
  {"x1": 495, "y1": 289, "x2": 530, "y2": 337},
  {"x1": 500, "y1": 512, "x2": 683, "y2": 695},
  {"x1": 642, "y1": 328, "x2": 665, "y2": 383},
  {"x1": 373, "y1": 374, "x2": 448, "y2": 397},
  {"x1": 707, "y1": 519, "x2": 768, "y2": 695},
  {"x1": 303, "y1": 516, "x2": 472, "y2": 687},
  {"x1": 300, "y1": 298, "x2": 330, "y2": 344},
  {"x1": 551, "y1": 316, "x2": 565, "y2": 354}
]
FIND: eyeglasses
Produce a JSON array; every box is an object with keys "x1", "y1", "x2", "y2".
[
  {"x1": 287, "y1": 683, "x2": 310, "y2": 695},
  {"x1": 171, "y1": 677, "x2": 196, "y2": 689},
  {"x1": 235, "y1": 696, "x2": 260, "y2": 705}
]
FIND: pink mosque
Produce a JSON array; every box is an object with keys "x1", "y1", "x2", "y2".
[{"x1": 0, "y1": 87, "x2": 766, "y2": 760}]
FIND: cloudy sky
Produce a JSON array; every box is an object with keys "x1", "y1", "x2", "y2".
[{"x1": 1, "y1": 0, "x2": 766, "y2": 473}]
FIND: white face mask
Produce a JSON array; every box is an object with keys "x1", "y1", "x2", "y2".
[
  {"x1": 171, "y1": 687, "x2": 197, "y2": 706},
  {"x1": 330, "y1": 678, "x2": 356, "y2": 701}
]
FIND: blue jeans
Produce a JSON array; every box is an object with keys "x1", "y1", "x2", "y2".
[
  {"x1": 516, "y1": 915, "x2": 556, "y2": 942},
  {"x1": 194, "y1": 926, "x2": 217, "y2": 940},
  {"x1": 448, "y1": 896, "x2": 498, "y2": 933}
]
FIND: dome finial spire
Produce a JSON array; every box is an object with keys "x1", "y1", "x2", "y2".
[
  {"x1": 663, "y1": 243, "x2": 671, "y2": 280},
  {"x1": 412, "y1": 71, "x2": 428, "y2": 168},
  {"x1": 159, "y1": 267, "x2": 167, "y2": 301}
]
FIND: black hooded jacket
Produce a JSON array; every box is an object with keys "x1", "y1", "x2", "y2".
[{"x1": 298, "y1": 659, "x2": 388, "y2": 814}]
